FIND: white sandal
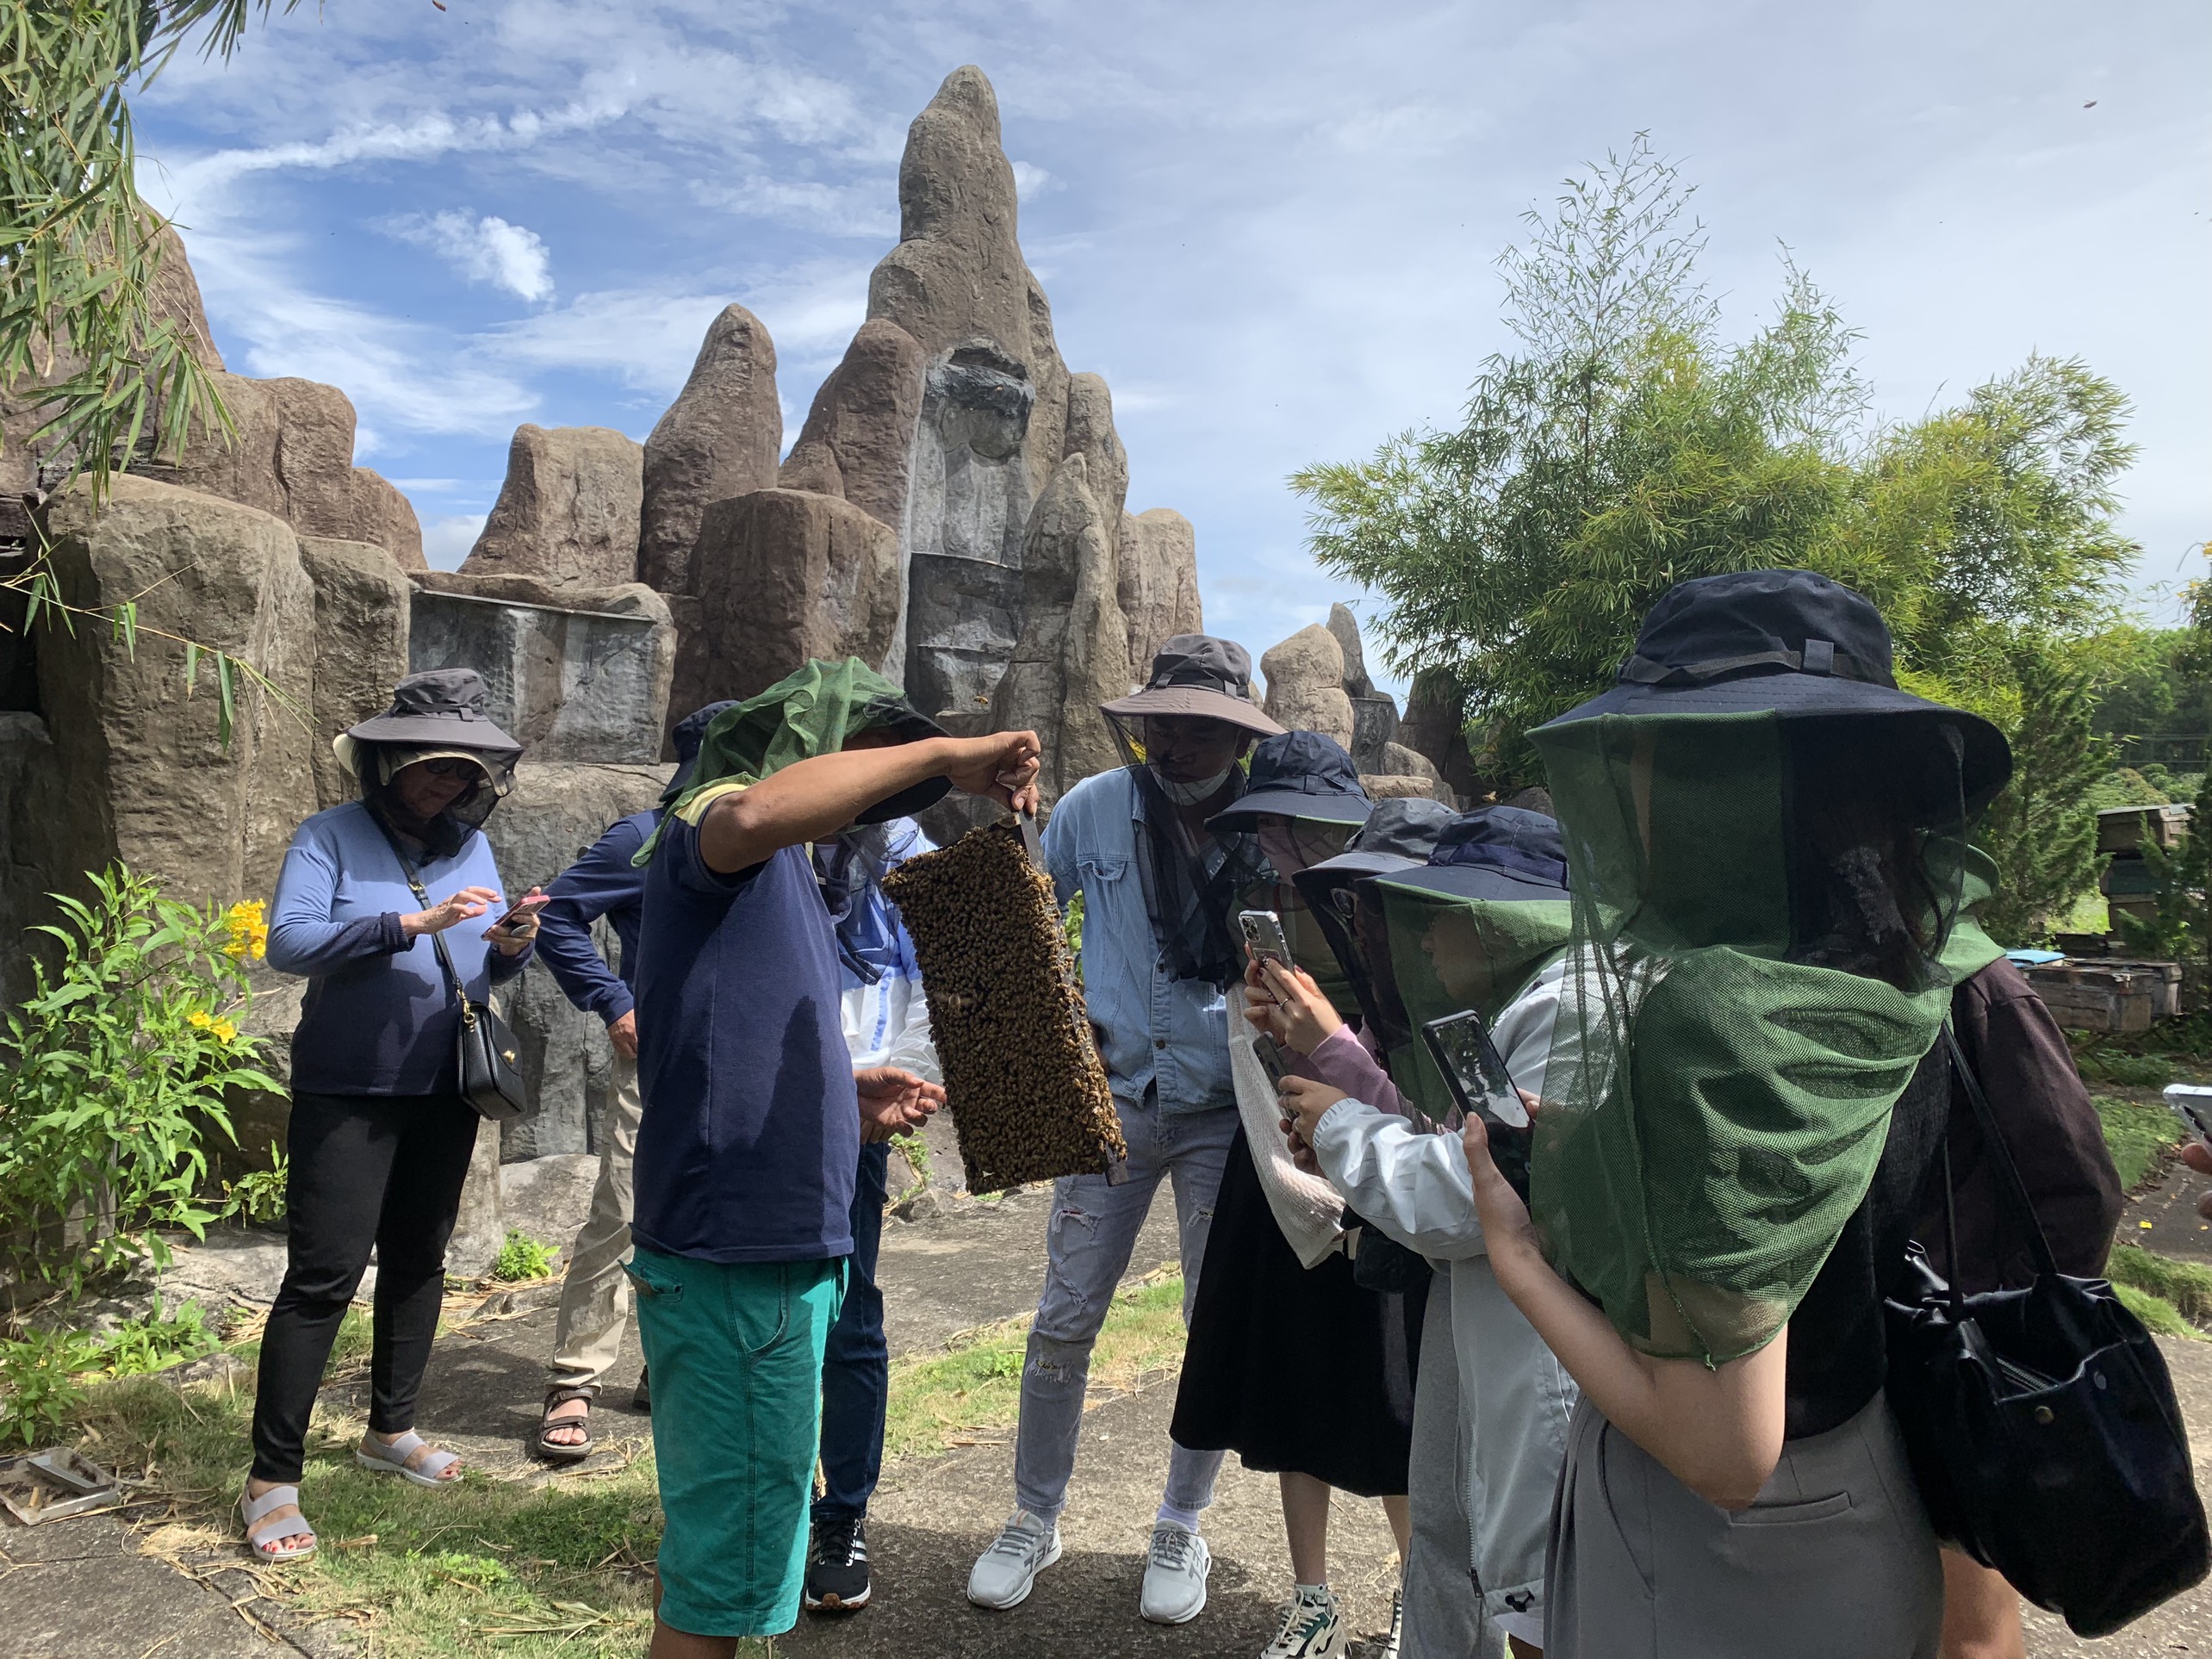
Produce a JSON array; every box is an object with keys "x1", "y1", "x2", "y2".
[
  {"x1": 354, "y1": 1429, "x2": 463, "y2": 1488},
  {"x1": 240, "y1": 1483, "x2": 317, "y2": 1562}
]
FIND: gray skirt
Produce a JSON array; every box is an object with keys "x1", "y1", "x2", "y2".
[{"x1": 1544, "y1": 1391, "x2": 1942, "y2": 1659}]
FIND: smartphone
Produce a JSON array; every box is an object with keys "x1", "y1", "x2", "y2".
[
  {"x1": 488, "y1": 894, "x2": 550, "y2": 933},
  {"x1": 1240, "y1": 908, "x2": 1290, "y2": 966},
  {"x1": 1420, "y1": 1009, "x2": 1532, "y2": 1198},
  {"x1": 2165, "y1": 1084, "x2": 2212, "y2": 1145},
  {"x1": 1252, "y1": 1033, "x2": 1290, "y2": 1089}
]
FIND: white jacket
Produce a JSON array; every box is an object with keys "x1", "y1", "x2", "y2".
[{"x1": 1310, "y1": 955, "x2": 1579, "y2": 1638}]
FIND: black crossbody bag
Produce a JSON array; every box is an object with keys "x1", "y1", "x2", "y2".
[
  {"x1": 1884, "y1": 1026, "x2": 2208, "y2": 1637},
  {"x1": 375, "y1": 817, "x2": 530, "y2": 1123}
]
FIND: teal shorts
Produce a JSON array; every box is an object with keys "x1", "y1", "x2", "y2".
[{"x1": 627, "y1": 1248, "x2": 845, "y2": 1638}]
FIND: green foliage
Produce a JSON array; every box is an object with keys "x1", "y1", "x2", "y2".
[
  {"x1": 893, "y1": 1130, "x2": 933, "y2": 1196},
  {"x1": 2085, "y1": 627, "x2": 2212, "y2": 770},
  {"x1": 1975, "y1": 643, "x2": 2113, "y2": 945},
  {"x1": 2090, "y1": 767, "x2": 2178, "y2": 811},
  {"x1": 0, "y1": 1305, "x2": 215, "y2": 1447},
  {"x1": 2108, "y1": 1244, "x2": 2212, "y2": 1327},
  {"x1": 0, "y1": 866, "x2": 276, "y2": 1300},
  {"x1": 2114, "y1": 1279, "x2": 2203, "y2": 1340},
  {"x1": 493, "y1": 1230, "x2": 558, "y2": 1283},
  {"x1": 1295, "y1": 136, "x2": 2137, "y2": 848},
  {"x1": 217, "y1": 1143, "x2": 287, "y2": 1226},
  {"x1": 1062, "y1": 889, "x2": 1085, "y2": 982},
  {"x1": 2093, "y1": 1092, "x2": 2183, "y2": 1189}
]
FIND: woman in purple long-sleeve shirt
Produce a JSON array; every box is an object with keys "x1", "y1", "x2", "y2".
[{"x1": 240, "y1": 670, "x2": 540, "y2": 1564}]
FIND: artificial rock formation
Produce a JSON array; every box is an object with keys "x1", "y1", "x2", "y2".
[
  {"x1": 295, "y1": 537, "x2": 413, "y2": 810},
  {"x1": 670, "y1": 488, "x2": 904, "y2": 714},
  {"x1": 1328, "y1": 601, "x2": 1375, "y2": 699},
  {"x1": 1119, "y1": 508, "x2": 1203, "y2": 679},
  {"x1": 1397, "y1": 666, "x2": 1483, "y2": 802},
  {"x1": 637, "y1": 304, "x2": 781, "y2": 593},
  {"x1": 632, "y1": 65, "x2": 1203, "y2": 809},
  {"x1": 1260, "y1": 624, "x2": 1356, "y2": 752},
  {"x1": 989, "y1": 455, "x2": 1132, "y2": 806},
  {"x1": 778, "y1": 318, "x2": 928, "y2": 530},
  {"x1": 463, "y1": 424, "x2": 643, "y2": 589}
]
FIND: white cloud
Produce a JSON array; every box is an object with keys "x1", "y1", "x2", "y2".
[
  {"x1": 387, "y1": 211, "x2": 556, "y2": 303},
  {"x1": 422, "y1": 514, "x2": 489, "y2": 571},
  {"x1": 1010, "y1": 160, "x2": 1059, "y2": 201}
]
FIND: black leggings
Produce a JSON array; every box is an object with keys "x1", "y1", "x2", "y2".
[{"x1": 250, "y1": 1090, "x2": 481, "y2": 1483}]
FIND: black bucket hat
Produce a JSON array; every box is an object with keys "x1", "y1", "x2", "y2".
[
  {"x1": 1291, "y1": 796, "x2": 1457, "y2": 892},
  {"x1": 1102, "y1": 634, "x2": 1286, "y2": 738},
  {"x1": 1207, "y1": 730, "x2": 1372, "y2": 832},
  {"x1": 1540, "y1": 569, "x2": 2011, "y2": 809},
  {"x1": 334, "y1": 668, "x2": 524, "y2": 779},
  {"x1": 1381, "y1": 805, "x2": 1570, "y2": 903}
]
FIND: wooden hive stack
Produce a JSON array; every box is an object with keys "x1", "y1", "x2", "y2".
[{"x1": 881, "y1": 819, "x2": 1126, "y2": 1193}]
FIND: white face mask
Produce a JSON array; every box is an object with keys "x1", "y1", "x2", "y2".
[{"x1": 1156, "y1": 764, "x2": 1234, "y2": 806}]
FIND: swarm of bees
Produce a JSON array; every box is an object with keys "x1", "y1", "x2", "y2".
[{"x1": 883, "y1": 820, "x2": 1127, "y2": 1194}]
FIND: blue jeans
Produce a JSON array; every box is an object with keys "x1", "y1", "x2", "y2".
[
  {"x1": 815, "y1": 1140, "x2": 891, "y2": 1525},
  {"x1": 1013, "y1": 1093, "x2": 1239, "y2": 1525}
]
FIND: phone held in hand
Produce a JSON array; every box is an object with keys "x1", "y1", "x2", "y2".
[
  {"x1": 1420, "y1": 1009, "x2": 1532, "y2": 1200},
  {"x1": 1239, "y1": 908, "x2": 1290, "y2": 966},
  {"x1": 2165, "y1": 1084, "x2": 2212, "y2": 1145},
  {"x1": 1252, "y1": 1033, "x2": 1290, "y2": 1090},
  {"x1": 489, "y1": 894, "x2": 549, "y2": 933}
]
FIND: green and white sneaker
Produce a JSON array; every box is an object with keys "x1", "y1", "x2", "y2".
[
  {"x1": 1262, "y1": 1583, "x2": 1345, "y2": 1658},
  {"x1": 1376, "y1": 1586, "x2": 1402, "y2": 1657}
]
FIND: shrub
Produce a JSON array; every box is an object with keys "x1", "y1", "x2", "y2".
[
  {"x1": 0, "y1": 868, "x2": 278, "y2": 1301},
  {"x1": 0, "y1": 1307, "x2": 218, "y2": 1447},
  {"x1": 493, "y1": 1231, "x2": 557, "y2": 1283},
  {"x1": 219, "y1": 1145, "x2": 289, "y2": 1227}
]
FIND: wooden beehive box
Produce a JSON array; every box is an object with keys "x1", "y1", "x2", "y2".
[
  {"x1": 2021, "y1": 960, "x2": 2174, "y2": 1035},
  {"x1": 2097, "y1": 804, "x2": 2192, "y2": 855},
  {"x1": 881, "y1": 820, "x2": 1126, "y2": 1194}
]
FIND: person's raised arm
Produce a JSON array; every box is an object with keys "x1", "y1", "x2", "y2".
[
  {"x1": 699, "y1": 731, "x2": 1041, "y2": 876},
  {"x1": 1460, "y1": 1115, "x2": 1789, "y2": 1510}
]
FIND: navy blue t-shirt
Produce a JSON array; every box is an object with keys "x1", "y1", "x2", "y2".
[{"x1": 631, "y1": 807, "x2": 859, "y2": 1263}]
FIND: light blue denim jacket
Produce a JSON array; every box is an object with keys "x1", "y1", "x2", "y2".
[{"x1": 1041, "y1": 767, "x2": 1234, "y2": 1115}]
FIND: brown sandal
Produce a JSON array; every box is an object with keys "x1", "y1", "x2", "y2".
[{"x1": 533, "y1": 1384, "x2": 595, "y2": 1463}]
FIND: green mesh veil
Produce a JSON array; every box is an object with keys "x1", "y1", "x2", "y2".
[
  {"x1": 633, "y1": 658, "x2": 942, "y2": 865},
  {"x1": 1237, "y1": 817, "x2": 1365, "y2": 1022},
  {"x1": 1528, "y1": 710, "x2": 1989, "y2": 1364},
  {"x1": 1359, "y1": 873, "x2": 1574, "y2": 1131}
]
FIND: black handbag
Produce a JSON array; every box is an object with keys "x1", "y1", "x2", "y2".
[
  {"x1": 1884, "y1": 1027, "x2": 2209, "y2": 1637},
  {"x1": 380, "y1": 825, "x2": 531, "y2": 1124}
]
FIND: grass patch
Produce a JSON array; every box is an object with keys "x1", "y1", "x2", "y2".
[
  {"x1": 2095, "y1": 1093, "x2": 2184, "y2": 1190},
  {"x1": 2116, "y1": 1281, "x2": 2204, "y2": 1340},
  {"x1": 47, "y1": 1271, "x2": 1191, "y2": 1656},
  {"x1": 2109, "y1": 1243, "x2": 2212, "y2": 1325},
  {"x1": 884, "y1": 1271, "x2": 1186, "y2": 1462},
  {"x1": 2079, "y1": 1050, "x2": 2178, "y2": 1089}
]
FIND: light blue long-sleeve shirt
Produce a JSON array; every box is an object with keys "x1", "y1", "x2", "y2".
[
  {"x1": 1041, "y1": 767, "x2": 1233, "y2": 1115},
  {"x1": 266, "y1": 800, "x2": 531, "y2": 1096}
]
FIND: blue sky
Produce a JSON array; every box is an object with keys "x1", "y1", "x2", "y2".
[{"x1": 134, "y1": 1, "x2": 2211, "y2": 694}]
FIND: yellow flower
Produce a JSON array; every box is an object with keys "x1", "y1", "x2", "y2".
[
  {"x1": 224, "y1": 900, "x2": 269, "y2": 960},
  {"x1": 188, "y1": 1010, "x2": 214, "y2": 1028},
  {"x1": 213, "y1": 1020, "x2": 238, "y2": 1044}
]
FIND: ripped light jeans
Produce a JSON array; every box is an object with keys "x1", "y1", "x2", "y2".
[{"x1": 1013, "y1": 1090, "x2": 1239, "y2": 1525}]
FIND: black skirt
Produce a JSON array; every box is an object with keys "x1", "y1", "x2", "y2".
[{"x1": 1170, "y1": 1124, "x2": 1420, "y2": 1497}]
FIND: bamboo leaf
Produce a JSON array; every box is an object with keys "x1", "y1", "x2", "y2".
[{"x1": 183, "y1": 639, "x2": 199, "y2": 694}]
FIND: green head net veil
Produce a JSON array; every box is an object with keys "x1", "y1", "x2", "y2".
[
  {"x1": 1528, "y1": 708, "x2": 1996, "y2": 1364},
  {"x1": 635, "y1": 658, "x2": 944, "y2": 865}
]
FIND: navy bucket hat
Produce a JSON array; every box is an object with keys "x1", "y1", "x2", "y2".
[
  {"x1": 1539, "y1": 569, "x2": 2011, "y2": 810},
  {"x1": 1207, "y1": 730, "x2": 1372, "y2": 833},
  {"x1": 1382, "y1": 805, "x2": 1570, "y2": 903}
]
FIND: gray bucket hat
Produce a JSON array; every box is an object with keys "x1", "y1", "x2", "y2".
[
  {"x1": 333, "y1": 668, "x2": 524, "y2": 778},
  {"x1": 1101, "y1": 634, "x2": 1286, "y2": 738}
]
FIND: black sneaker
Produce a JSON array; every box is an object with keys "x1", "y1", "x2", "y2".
[
  {"x1": 804, "y1": 1514, "x2": 871, "y2": 1612},
  {"x1": 632, "y1": 1365, "x2": 649, "y2": 1414}
]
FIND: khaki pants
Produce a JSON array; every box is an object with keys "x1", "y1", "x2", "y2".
[{"x1": 549, "y1": 1055, "x2": 643, "y2": 1389}]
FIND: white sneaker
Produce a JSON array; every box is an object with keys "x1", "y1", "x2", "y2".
[
  {"x1": 1140, "y1": 1520, "x2": 1212, "y2": 1625},
  {"x1": 1262, "y1": 1583, "x2": 1346, "y2": 1658},
  {"x1": 1377, "y1": 1586, "x2": 1403, "y2": 1659},
  {"x1": 966, "y1": 1510, "x2": 1063, "y2": 1609}
]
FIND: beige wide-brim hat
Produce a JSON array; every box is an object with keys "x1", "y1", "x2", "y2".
[{"x1": 1101, "y1": 633, "x2": 1286, "y2": 738}]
